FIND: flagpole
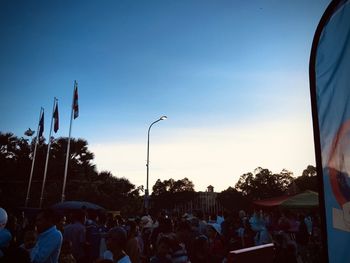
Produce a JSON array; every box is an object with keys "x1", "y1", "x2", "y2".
[
  {"x1": 25, "y1": 107, "x2": 44, "y2": 207},
  {"x1": 61, "y1": 82, "x2": 76, "y2": 202},
  {"x1": 39, "y1": 98, "x2": 57, "y2": 208}
]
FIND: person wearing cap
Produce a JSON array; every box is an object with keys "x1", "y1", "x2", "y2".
[
  {"x1": 140, "y1": 215, "x2": 153, "y2": 260},
  {"x1": 0, "y1": 208, "x2": 9, "y2": 231},
  {"x1": 105, "y1": 227, "x2": 131, "y2": 263},
  {"x1": 0, "y1": 207, "x2": 12, "y2": 259},
  {"x1": 30, "y1": 209, "x2": 63, "y2": 263}
]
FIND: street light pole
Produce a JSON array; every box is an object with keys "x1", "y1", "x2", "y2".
[{"x1": 145, "y1": 115, "x2": 167, "y2": 211}]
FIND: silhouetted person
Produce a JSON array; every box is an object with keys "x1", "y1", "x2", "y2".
[
  {"x1": 63, "y1": 210, "x2": 86, "y2": 262},
  {"x1": 105, "y1": 227, "x2": 131, "y2": 263},
  {"x1": 30, "y1": 209, "x2": 63, "y2": 263},
  {"x1": 150, "y1": 235, "x2": 172, "y2": 263}
]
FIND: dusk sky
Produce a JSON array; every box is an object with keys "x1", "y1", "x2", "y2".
[{"x1": 0, "y1": 0, "x2": 330, "y2": 192}]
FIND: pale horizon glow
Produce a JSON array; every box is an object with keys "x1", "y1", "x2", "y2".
[{"x1": 90, "y1": 116, "x2": 315, "y2": 192}]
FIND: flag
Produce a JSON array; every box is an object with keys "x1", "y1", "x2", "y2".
[
  {"x1": 53, "y1": 102, "x2": 59, "y2": 133},
  {"x1": 310, "y1": 0, "x2": 350, "y2": 262},
  {"x1": 38, "y1": 110, "x2": 44, "y2": 137},
  {"x1": 73, "y1": 81, "x2": 79, "y2": 119}
]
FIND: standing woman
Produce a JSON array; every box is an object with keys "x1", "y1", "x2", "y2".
[
  {"x1": 126, "y1": 221, "x2": 141, "y2": 263},
  {"x1": 206, "y1": 223, "x2": 225, "y2": 263}
]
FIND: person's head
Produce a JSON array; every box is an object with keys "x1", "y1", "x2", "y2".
[
  {"x1": 0, "y1": 208, "x2": 8, "y2": 229},
  {"x1": 206, "y1": 223, "x2": 221, "y2": 239},
  {"x1": 95, "y1": 260, "x2": 113, "y2": 263},
  {"x1": 106, "y1": 227, "x2": 127, "y2": 254},
  {"x1": 156, "y1": 235, "x2": 172, "y2": 257},
  {"x1": 0, "y1": 226, "x2": 11, "y2": 249},
  {"x1": 175, "y1": 220, "x2": 191, "y2": 242},
  {"x1": 239, "y1": 210, "x2": 246, "y2": 219},
  {"x1": 98, "y1": 213, "x2": 107, "y2": 225},
  {"x1": 298, "y1": 214, "x2": 306, "y2": 221},
  {"x1": 159, "y1": 217, "x2": 173, "y2": 233},
  {"x1": 195, "y1": 210, "x2": 204, "y2": 220},
  {"x1": 193, "y1": 235, "x2": 209, "y2": 259},
  {"x1": 35, "y1": 209, "x2": 57, "y2": 234},
  {"x1": 140, "y1": 215, "x2": 153, "y2": 229},
  {"x1": 190, "y1": 217, "x2": 199, "y2": 228},
  {"x1": 126, "y1": 220, "x2": 137, "y2": 238},
  {"x1": 72, "y1": 210, "x2": 86, "y2": 224},
  {"x1": 87, "y1": 210, "x2": 98, "y2": 221},
  {"x1": 18, "y1": 210, "x2": 25, "y2": 220},
  {"x1": 60, "y1": 215, "x2": 66, "y2": 225},
  {"x1": 115, "y1": 215, "x2": 123, "y2": 226},
  {"x1": 106, "y1": 213, "x2": 115, "y2": 228},
  {"x1": 23, "y1": 230, "x2": 37, "y2": 249},
  {"x1": 7, "y1": 214, "x2": 18, "y2": 230},
  {"x1": 233, "y1": 218, "x2": 241, "y2": 229},
  {"x1": 60, "y1": 240, "x2": 73, "y2": 255}
]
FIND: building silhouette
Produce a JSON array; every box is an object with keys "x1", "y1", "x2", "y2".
[{"x1": 174, "y1": 185, "x2": 223, "y2": 215}]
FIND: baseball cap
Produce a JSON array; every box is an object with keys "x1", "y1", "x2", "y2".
[{"x1": 0, "y1": 208, "x2": 8, "y2": 229}]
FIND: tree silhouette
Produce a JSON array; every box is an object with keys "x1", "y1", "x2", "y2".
[
  {"x1": 235, "y1": 167, "x2": 294, "y2": 200},
  {"x1": 0, "y1": 132, "x2": 142, "y2": 214},
  {"x1": 217, "y1": 187, "x2": 249, "y2": 211},
  {"x1": 151, "y1": 177, "x2": 195, "y2": 212},
  {"x1": 294, "y1": 165, "x2": 318, "y2": 192}
]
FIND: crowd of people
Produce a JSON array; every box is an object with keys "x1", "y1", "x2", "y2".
[{"x1": 0, "y1": 206, "x2": 322, "y2": 263}]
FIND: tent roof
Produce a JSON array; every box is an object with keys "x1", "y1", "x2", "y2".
[
  {"x1": 253, "y1": 195, "x2": 291, "y2": 207},
  {"x1": 253, "y1": 190, "x2": 319, "y2": 208},
  {"x1": 280, "y1": 190, "x2": 319, "y2": 208}
]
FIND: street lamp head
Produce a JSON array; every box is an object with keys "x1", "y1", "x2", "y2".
[
  {"x1": 24, "y1": 128, "x2": 35, "y2": 137},
  {"x1": 160, "y1": 116, "x2": 167, "y2": 120}
]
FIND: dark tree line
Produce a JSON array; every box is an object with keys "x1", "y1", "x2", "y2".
[
  {"x1": 0, "y1": 131, "x2": 319, "y2": 214},
  {"x1": 0, "y1": 132, "x2": 142, "y2": 215},
  {"x1": 150, "y1": 165, "x2": 319, "y2": 213}
]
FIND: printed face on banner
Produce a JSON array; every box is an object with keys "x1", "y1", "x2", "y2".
[
  {"x1": 313, "y1": 1, "x2": 350, "y2": 262},
  {"x1": 328, "y1": 120, "x2": 350, "y2": 232}
]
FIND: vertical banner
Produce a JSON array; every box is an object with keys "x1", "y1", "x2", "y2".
[{"x1": 310, "y1": 0, "x2": 350, "y2": 262}]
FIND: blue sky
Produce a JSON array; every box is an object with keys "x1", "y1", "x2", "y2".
[{"x1": 0, "y1": 0, "x2": 330, "y2": 192}]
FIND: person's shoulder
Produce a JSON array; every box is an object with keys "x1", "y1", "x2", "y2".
[
  {"x1": 0, "y1": 228, "x2": 12, "y2": 239},
  {"x1": 51, "y1": 227, "x2": 63, "y2": 242},
  {"x1": 118, "y1": 254, "x2": 132, "y2": 263},
  {"x1": 127, "y1": 236, "x2": 138, "y2": 245},
  {"x1": 71, "y1": 222, "x2": 85, "y2": 230},
  {"x1": 64, "y1": 223, "x2": 73, "y2": 230},
  {"x1": 86, "y1": 220, "x2": 98, "y2": 228},
  {"x1": 74, "y1": 221, "x2": 85, "y2": 227},
  {"x1": 53, "y1": 226, "x2": 62, "y2": 233},
  {"x1": 150, "y1": 256, "x2": 159, "y2": 263}
]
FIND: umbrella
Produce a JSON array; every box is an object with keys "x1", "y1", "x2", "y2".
[{"x1": 51, "y1": 201, "x2": 105, "y2": 211}]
